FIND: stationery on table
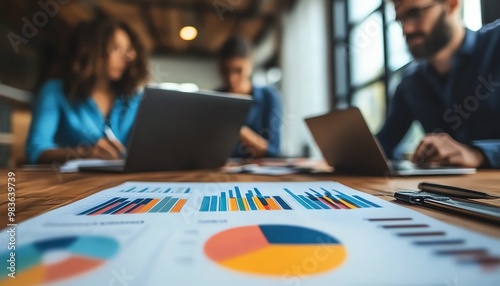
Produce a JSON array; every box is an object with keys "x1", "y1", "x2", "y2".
[
  {"x1": 103, "y1": 125, "x2": 119, "y2": 142},
  {"x1": 58, "y1": 159, "x2": 125, "y2": 173},
  {"x1": 418, "y1": 182, "x2": 500, "y2": 199},
  {"x1": 1, "y1": 181, "x2": 499, "y2": 286},
  {"x1": 223, "y1": 164, "x2": 316, "y2": 175},
  {"x1": 223, "y1": 159, "x2": 333, "y2": 175},
  {"x1": 395, "y1": 182, "x2": 500, "y2": 223},
  {"x1": 103, "y1": 125, "x2": 127, "y2": 159}
]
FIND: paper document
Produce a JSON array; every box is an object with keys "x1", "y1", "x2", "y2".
[
  {"x1": 1, "y1": 181, "x2": 499, "y2": 285},
  {"x1": 223, "y1": 164, "x2": 314, "y2": 175},
  {"x1": 59, "y1": 159, "x2": 125, "y2": 172}
]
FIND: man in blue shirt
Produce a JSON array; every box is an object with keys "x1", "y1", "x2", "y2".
[
  {"x1": 378, "y1": 0, "x2": 500, "y2": 168},
  {"x1": 217, "y1": 36, "x2": 282, "y2": 159}
]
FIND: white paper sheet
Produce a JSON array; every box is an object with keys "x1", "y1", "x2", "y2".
[
  {"x1": 58, "y1": 159, "x2": 124, "y2": 173},
  {"x1": 1, "y1": 181, "x2": 499, "y2": 286}
]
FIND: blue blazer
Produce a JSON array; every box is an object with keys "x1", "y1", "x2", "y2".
[{"x1": 26, "y1": 80, "x2": 142, "y2": 164}]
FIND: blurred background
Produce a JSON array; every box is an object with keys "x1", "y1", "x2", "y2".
[{"x1": 0, "y1": 0, "x2": 498, "y2": 167}]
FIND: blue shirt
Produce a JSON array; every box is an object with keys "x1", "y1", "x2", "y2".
[
  {"x1": 377, "y1": 21, "x2": 500, "y2": 168},
  {"x1": 26, "y1": 79, "x2": 142, "y2": 164},
  {"x1": 219, "y1": 86, "x2": 282, "y2": 158}
]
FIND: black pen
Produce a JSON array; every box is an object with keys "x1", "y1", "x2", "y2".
[{"x1": 418, "y1": 182, "x2": 500, "y2": 199}]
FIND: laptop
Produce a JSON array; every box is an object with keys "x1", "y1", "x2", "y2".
[
  {"x1": 80, "y1": 87, "x2": 252, "y2": 172},
  {"x1": 305, "y1": 108, "x2": 476, "y2": 176}
]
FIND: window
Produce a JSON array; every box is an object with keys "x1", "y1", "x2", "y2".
[{"x1": 332, "y1": 0, "x2": 400, "y2": 133}]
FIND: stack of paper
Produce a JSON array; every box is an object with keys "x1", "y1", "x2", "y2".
[
  {"x1": 58, "y1": 159, "x2": 124, "y2": 173},
  {"x1": 1, "y1": 181, "x2": 499, "y2": 285}
]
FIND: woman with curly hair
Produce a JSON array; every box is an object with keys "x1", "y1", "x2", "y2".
[{"x1": 26, "y1": 17, "x2": 149, "y2": 164}]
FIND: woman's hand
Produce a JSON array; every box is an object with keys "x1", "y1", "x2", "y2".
[
  {"x1": 89, "y1": 138, "x2": 126, "y2": 160},
  {"x1": 37, "y1": 138, "x2": 126, "y2": 164}
]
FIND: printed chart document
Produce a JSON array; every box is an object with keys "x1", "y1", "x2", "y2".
[{"x1": 1, "y1": 181, "x2": 499, "y2": 285}]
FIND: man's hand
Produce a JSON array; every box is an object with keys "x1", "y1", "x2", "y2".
[
  {"x1": 412, "y1": 133, "x2": 486, "y2": 168},
  {"x1": 89, "y1": 138, "x2": 126, "y2": 160},
  {"x1": 240, "y1": 126, "x2": 268, "y2": 159}
]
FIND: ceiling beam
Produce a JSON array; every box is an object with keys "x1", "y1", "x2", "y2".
[
  {"x1": 151, "y1": 46, "x2": 217, "y2": 58},
  {"x1": 116, "y1": 0, "x2": 269, "y2": 19},
  {"x1": 140, "y1": 2, "x2": 162, "y2": 52}
]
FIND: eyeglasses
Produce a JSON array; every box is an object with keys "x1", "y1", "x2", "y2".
[
  {"x1": 108, "y1": 45, "x2": 137, "y2": 61},
  {"x1": 395, "y1": 2, "x2": 440, "y2": 26}
]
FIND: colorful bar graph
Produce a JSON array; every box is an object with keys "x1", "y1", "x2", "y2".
[
  {"x1": 125, "y1": 198, "x2": 152, "y2": 213},
  {"x1": 160, "y1": 198, "x2": 179, "y2": 212},
  {"x1": 246, "y1": 192, "x2": 257, "y2": 210},
  {"x1": 200, "y1": 196, "x2": 210, "y2": 212},
  {"x1": 138, "y1": 198, "x2": 160, "y2": 213},
  {"x1": 284, "y1": 189, "x2": 312, "y2": 210},
  {"x1": 170, "y1": 199, "x2": 187, "y2": 213},
  {"x1": 219, "y1": 193, "x2": 227, "y2": 212},
  {"x1": 210, "y1": 196, "x2": 218, "y2": 212},
  {"x1": 77, "y1": 196, "x2": 188, "y2": 215},
  {"x1": 235, "y1": 187, "x2": 246, "y2": 211},
  {"x1": 149, "y1": 197, "x2": 172, "y2": 212},
  {"x1": 119, "y1": 186, "x2": 191, "y2": 194},
  {"x1": 230, "y1": 198, "x2": 238, "y2": 211},
  {"x1": 285, "y1": 188, "x2": 382, "y2": 210},
  {"x1": 199, "y1": 187, "x2": 292, "y2": 212}
]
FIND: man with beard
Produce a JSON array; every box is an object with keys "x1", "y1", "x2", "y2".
[{"x1": 377, "y1": 0, "x2": 500, "y2": 168}]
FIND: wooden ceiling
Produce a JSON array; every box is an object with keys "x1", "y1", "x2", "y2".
[{"x1": 3, "y1": 0, "x2": 295, "y2": 57}]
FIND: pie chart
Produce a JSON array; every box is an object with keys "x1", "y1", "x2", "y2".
[
  {"x1": 1, "y1": 235, "x2": 119, "y2": 286},
  {"x1": 204, "y1": 225, "x2": 347, "y2": 276}
]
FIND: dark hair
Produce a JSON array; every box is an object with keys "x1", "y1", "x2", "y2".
[
  {"x1": 389, "y1": 0, "x2": 446, "y2": 6},
  {"x1": 218, "y1": 36, "x2": 252, "y2": 61},
  {"x1": 62, "y1": 17, "x2": 149, "y2": 100}
]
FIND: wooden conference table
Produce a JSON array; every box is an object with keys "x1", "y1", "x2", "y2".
[{"x1": 1, "y1": 164, "x2": 499, "y2": 238}]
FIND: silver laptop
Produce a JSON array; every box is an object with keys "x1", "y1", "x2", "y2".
[
  {"x1": 80, "y1": 87, "x2": 252, "y2": 172},
  {"x1": 305, "y1": 108, "x2": 476, "y2": 176}
]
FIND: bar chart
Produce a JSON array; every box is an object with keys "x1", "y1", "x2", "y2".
[
  {"x1": 119, "y1": 186, "x2": 191, "y2": 194},
  {"x1": 285, "y1": 187, "x2": 382, "y2": 210},
  {"x1": 199, "y1": 187, "x2": 292, "y2": 212},
  {"x1": 77, "y1": 196, "x2": 188, "y2": 215}
]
